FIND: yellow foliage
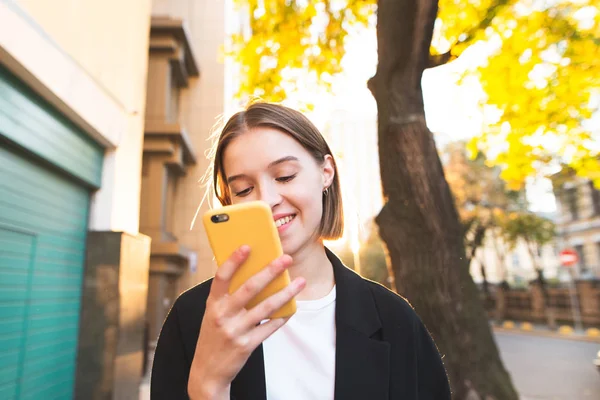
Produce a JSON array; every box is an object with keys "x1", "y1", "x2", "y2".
[
  {"x1": 229, "y1": 0, "x2": 376, "y2": 103},
  {"x1": 434, "y1": 0, "x2": 516, "y2": 58},
  {"x1": 230, "y1": 0, "x2": 599, "y2": 187},
  {"x1": 465, "y1": 0, "x2": 600, "y2": 188}
]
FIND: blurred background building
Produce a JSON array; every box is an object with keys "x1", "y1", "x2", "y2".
[
  {"x1": 321, "y1": 108, "x2": 383, "y2": 263},
  {"x1": 551, "y1": 171, "x2": 600, "y2": 279},
  {"x1": 0, "y1": 0, "x2": 225, "y2": 398},
  {"x1": 464, "y1": 173, "x2": 600, "y2": 285},
  {"x1": 469, "y1": 228, "x2": 561, "y2": 285}
]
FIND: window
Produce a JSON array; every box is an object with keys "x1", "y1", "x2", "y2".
[
  {"x1": 565, "y1": 187, "x2": 579, "y2": 220},
  {"x1": 596, "y1": 242, "x2": 600, "y2": 274},
  {"x1": 590, "y1": 181, "x2": 600, "y2": 215},
  {"x1": 512, "y1": 253, "x2": 520, "y2": 267},
  {"x1": 575, "y1": 244, "x2": 587, "y2": 274}
]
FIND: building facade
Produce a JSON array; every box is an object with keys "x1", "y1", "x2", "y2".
[
  {"x1": 469, "y1": 228, "x2": 561, "y2": 285},
  {"x1": 0, "y1": 0, "x2": 225, "y2": 398},
  {"x1": 551, "y1": 171, "x2": 600, "y2": 278}
]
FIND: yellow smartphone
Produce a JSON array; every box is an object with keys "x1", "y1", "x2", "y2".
[{"x1": 202, "y1": 201, "x2": 297, "y2": 319}]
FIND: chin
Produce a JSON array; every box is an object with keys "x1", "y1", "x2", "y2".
[
  {"x1": 279, "y1": 233, "x2": 303, "y2": 255},
  {"x1": 281, "y1": 241, "x2": 299, "y2": 257},
  {"x1": 280, "y1": 231, "x2": 319, "y2": 257}
]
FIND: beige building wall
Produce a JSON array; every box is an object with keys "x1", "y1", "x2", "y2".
[
  {"x1": 17, "y1": 0, "x2": 151, "y2": 111},
  {"x1": 324, "y1": 109, "x2": 382, "y2": 243},
  {"x1": 554, "y1": 178, "x2": 600, "y2": 278},
  {"x1": 150, "y1": 0, "x2": 226, "y2": 293},
  {"x1": 469, "y1": 229, "x2": 561, "y2": 285},
  {"x1": 15, "y1": 0, "x2": 153, "y2": 235}
]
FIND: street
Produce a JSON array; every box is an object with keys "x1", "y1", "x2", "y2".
[{"x1": 495, "y1": 331, "x2": 600, "y2": 400}]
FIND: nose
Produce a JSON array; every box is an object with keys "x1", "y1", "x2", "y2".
[{"x1": 257, "y1": 180, "x2": 282, "y2": 210}]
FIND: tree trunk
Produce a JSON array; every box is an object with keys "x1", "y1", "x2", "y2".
[{"x1": 368, "y1": 1, "x2": 518, "y2": 398}]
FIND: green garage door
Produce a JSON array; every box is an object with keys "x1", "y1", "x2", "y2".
[{"x1": 0, "y1": 65, "x2": 103, "y2": 399}]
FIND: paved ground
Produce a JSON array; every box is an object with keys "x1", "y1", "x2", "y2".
[{"x1": 495, "y1": 331, "x2": 600, "y2": 400}]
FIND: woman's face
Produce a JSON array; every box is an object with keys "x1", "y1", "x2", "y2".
[{"x1": 222, "y1": 127, "x2": 334, "y2": 256}]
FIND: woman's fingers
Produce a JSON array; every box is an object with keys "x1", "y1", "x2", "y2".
[
  {"x1": 226, "y1": 254, "x2": 293, "y2": 312},
  {"x1": 249, "y1": 318, "x2": 288, "y2": 345},
  {"x1": 242, "y1": 277, "x2": 306, "y2": 329},
  {"x1": 189, "y1": 247, "x2": 305, "y2": 397},
  {"x1": 209, "y1": 246, "x2": 251, "y2": 298}
]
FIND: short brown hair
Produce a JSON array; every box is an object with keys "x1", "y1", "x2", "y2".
[{"x1": 211, "y1": 102, "x2": 344, "y2": 240}]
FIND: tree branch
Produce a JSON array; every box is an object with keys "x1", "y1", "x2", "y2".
[
  {"x1": 428, "y1": 0, "x2": 513, "y2": 68},
  {"x1": 470, "y1": 224, "x2": 487, "y2": 261},
  {"x1": 427, "y1": 50, "x2": 454, "y2": 68},
  {"x1": 461, "y1": 0, "x2": 512, "y2": 46}
]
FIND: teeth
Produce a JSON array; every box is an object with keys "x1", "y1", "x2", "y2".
[{"x1": 275, "y1": 215, "x2": 294, "y2": 227}]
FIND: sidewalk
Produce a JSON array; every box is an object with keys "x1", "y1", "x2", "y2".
[{"x1": 492, "y1": 321, "x2": 600, "y2": 343}]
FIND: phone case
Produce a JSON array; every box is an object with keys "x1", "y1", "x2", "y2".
[{"x1": 202, "y1": 201, "x2": 297, "y2": 319}]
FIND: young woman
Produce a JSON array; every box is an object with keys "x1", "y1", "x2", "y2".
[{"x1": 151, "y1": 102, "x2": 451, "y2": 400}]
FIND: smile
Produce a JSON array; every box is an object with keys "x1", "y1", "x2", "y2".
[{"x1": 275, "y1": 214, "x2": 296, "y2": 228}]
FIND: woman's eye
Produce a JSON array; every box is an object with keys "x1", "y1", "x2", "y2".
[
  {"x1": 276, "y1": 174, "x2": 296, "y2": 183},
  {"x1": 234, "y1": 187, "x2": 252, "y2": 197}
]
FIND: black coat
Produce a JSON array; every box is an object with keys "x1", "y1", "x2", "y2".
[{"x1": 151, "y1": 248, "x2": 451, "y2": 399}]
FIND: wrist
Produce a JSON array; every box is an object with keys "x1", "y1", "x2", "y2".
[{"x1": 189, "y1": 379, "x2": 230, "y2": 400}]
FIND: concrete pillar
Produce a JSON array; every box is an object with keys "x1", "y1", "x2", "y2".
[
  {"x1": 576, "y1": 280, "x2": 600, "y2": 325},
  {"x1": 529, "y1": 282, "x2": 546, "y2": 323},
  {"x1": 75, "y1": 231, "x2": 151, "y2": 400},
  {"x1": 140, "y1": 16, "x2": 199, "y2": 352},
  {"x1": 494, "y1": 284, "x2": 507, "y2": 323}
]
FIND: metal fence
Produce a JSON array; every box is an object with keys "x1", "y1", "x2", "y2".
[{"x1": 480, "y1": 280, "x2": 600, "y2": 327}]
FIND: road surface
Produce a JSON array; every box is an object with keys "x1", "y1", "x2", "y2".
[{"x1": 495, "y1": 331, "x2": 600, "y2": 400}]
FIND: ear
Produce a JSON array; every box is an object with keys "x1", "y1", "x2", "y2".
[{"x1": 322, "y1": 154, "x2": 335, "y2": 190}]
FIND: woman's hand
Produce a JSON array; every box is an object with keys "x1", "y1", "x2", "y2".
[{"x1": 187, "y1": 246, "x2": 305, "y2": 400}]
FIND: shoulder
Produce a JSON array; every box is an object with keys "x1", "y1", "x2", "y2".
[
  {"x1": 363, "y1": 279, "x2": 422, "y2": 330},
  {"x1": 363, "y1": 279, "x2": 416, "y2": 315},
  {"x1": 156, "y1": 278, "x2": 215, "y2": 358},
  {"x1": 172, "y1": 277, "x2": 214, "y2": 317}
]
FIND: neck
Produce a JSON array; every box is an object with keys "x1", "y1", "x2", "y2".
[{"x1": 288, "y1": 240, "x2": 335, "y2": 301}]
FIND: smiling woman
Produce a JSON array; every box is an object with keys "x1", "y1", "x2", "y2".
[
  {"x1": 213, "y1": 103, "x2": 344, "y2": 244},
  {"x1": 221, "y1": 126, "x2": 338, "y2": 258},
  {"x1": 150, "y1": 102, "x2": 451, "y2": 400}
]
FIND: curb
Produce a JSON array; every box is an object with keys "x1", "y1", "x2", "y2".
[{"x1": 493, "y1": 321, "x2": 600, "y2": 343}]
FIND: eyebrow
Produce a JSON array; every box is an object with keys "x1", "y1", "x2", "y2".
[{"x1": 226, "y1": 156, "x2": 299, "y2": 184}]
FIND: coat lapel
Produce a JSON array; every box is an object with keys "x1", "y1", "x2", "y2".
[
  {"x1": 230, "y1": 248, "x2": 390, "y2": 400},
  {"x1": 328, "y1": 248, "x2": 391, "y2": 399}
]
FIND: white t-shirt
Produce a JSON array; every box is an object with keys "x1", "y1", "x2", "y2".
[{"x1": 262, "y1": 285, "x2": 337, "y2": 400}]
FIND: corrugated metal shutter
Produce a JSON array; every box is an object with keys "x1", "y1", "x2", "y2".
[
  {"x1": 0, "y1": 146, "x2": 89, "y2": 399},
  {"x1": 0, "y1": 66, "x2": 104, "y2": 399},
  {"x1": 0, "y1": 65, "x2": 103, "y2": 188}
]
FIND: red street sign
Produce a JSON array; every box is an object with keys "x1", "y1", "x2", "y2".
[{"x1": 559, "y1": 249, "x2": 579, "y2": 266}]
